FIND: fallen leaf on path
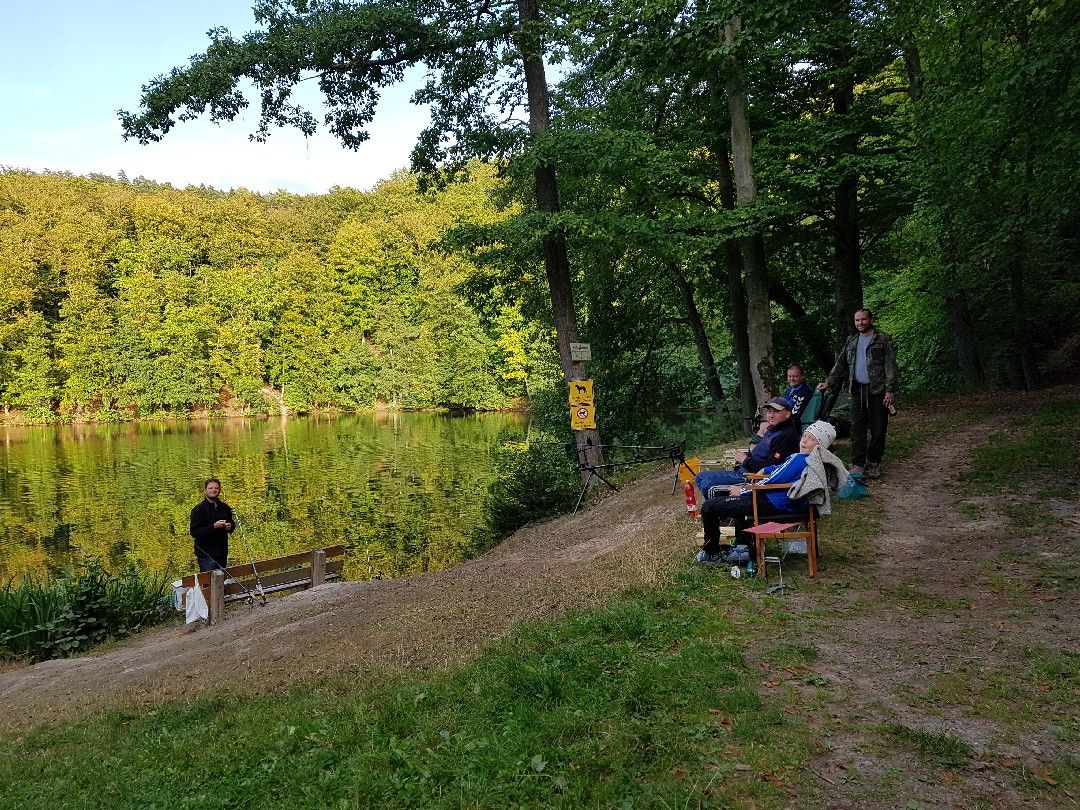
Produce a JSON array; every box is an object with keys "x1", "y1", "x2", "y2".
[
  {"x1": 1000, "y1": 759, "x2": 1017, "y2": 769},
  {"x1": 1031, "y1": 766, "x2": 1058, "y2": 786},
  {"x1": 762, "y1": 773, "x2": 797, "y2": 796}
]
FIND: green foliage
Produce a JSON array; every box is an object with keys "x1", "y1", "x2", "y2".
[
  {"x1": 486, "y1": 440, "x2": 583, "y2": 540},
  {"x1": 0, "y1": 168, "x2": 540, "y2": 419},
  {"x1": 0, "y1": 561, "x2": 172, "y2": 662}
]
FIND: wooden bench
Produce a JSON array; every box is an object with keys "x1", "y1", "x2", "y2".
[{"x1": 180, "y1": 545, "x2": 345, "y2": 624}]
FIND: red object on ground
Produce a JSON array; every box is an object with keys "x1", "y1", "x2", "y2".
[{"x1": 683, "y1": 481, "x2": 699, "y2": 518}]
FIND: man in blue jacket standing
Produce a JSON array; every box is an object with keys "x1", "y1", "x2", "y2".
[
  {"x1": 783, "y1": 364, "x2": 815, "y2": 427},
  {"x1": 818, "y1": 308, "x2": 898, "y2": 478}
]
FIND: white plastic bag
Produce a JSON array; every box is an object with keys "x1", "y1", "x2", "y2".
[{"x1": 185, "y1": 581, "x2": 209, "y2": 624}]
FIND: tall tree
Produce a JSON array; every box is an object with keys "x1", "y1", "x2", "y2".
[
  {"x1": 120, "y1": 0, "x2": 603, "y2": 475},
  {"x1": 723, "y1": 15, "x2": 776, "y2": 404}
]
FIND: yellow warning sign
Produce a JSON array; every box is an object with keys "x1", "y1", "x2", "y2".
[
  {"x1": 567, "y1": 379, "x2": 594, "y2": 406},
  {"x1": 678, "y1": 457, "x2": 701, "y2": 483},
  {"x1": 570, "y1": 404, "x2": 596, "y2": 430}
]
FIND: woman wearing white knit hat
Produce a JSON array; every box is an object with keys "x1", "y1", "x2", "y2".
[{"x1": 697, "y1": 421, "x2": 847, "y2": 564}]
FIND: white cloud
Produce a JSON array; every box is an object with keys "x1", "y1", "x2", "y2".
[{"x1": 7, "y1": 115, "x2": 427, "y2": 195}]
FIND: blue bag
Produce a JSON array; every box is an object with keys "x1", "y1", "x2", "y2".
[{"x1": 837, "y1": 471, "x2": 868, "y2": 500}]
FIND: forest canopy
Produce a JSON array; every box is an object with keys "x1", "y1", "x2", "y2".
[{"x1": 3, "y1": 0, "x2": 1078, "y2": 430}]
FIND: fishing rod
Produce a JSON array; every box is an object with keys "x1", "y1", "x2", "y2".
[
  {"x1": 192, "y1": 542, "x2": 260, "y2": 606},
  {"x1": 234, "y1": 514, "x2": 268, "y2": 606}
]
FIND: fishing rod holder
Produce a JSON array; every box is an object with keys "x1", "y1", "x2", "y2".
[{"x1": 568, "y1": 442, "x2": 697, "y2": 514}]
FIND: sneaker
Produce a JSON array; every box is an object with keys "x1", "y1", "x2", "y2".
[
  {"x1": 865, "y1": 463, "x2": 882, "y2": 479},
  {"x1": 696, "y1": 549, "x2": 726, "y2": 564}
]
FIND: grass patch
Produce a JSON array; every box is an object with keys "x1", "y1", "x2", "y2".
[
  {"x1": 879, "y1": 723, "x2": 972, "y2": 769},
  {"x1": 0, "y1": 565, "x2": 818, "y2": 809},
  {"x1": 762, "y1": 642, "x2": 819, "y2": 669},
  {"x1": 884, "y1": 583, "x2": 969, "y2": 615},
  {"x1": 984, "y1": 546, "x2": 1077, "y2": 598},
  {"x1": 960, "y1": 401, "x2": 1080, "y2": 496},
  {"x1": 956, "y1": 501, "x2": 985, "y2": 521}
]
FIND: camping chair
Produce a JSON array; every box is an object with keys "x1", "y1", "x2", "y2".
[{"x1": 743, "y1": 481, "x2": 819, "y2": 579}]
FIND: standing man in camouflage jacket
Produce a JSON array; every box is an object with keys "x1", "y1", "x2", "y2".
[{"x1": 818, "y1": 308, "x2": 898, "y2": 478}]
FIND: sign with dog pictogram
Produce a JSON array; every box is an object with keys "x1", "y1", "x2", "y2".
[
  {"x1": 570, "y1": 404, "x2": 596, "y2": 430},
  {"x1": 567, "y1": 379, "x2": 594, "y2": 406}
]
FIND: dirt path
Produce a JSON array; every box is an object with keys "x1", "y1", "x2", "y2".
[{"x1": 783, "y1": 391, "x2": 1079, "y2": 807}]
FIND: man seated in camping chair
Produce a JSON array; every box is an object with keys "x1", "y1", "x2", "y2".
[
  {"x1": 696, "y1": 421, "x2": 847, "y2": 564},
  {"x1": 695, "y1": 397, "x2": 801, "y2": 498}
]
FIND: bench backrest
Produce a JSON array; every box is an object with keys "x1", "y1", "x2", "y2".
[{"x1": 181, "y1": 545, "x2": 346, "y2": 602}]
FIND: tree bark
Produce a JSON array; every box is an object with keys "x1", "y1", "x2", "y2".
[
  {"x1": 943, "y1": 288, "x2": 986, "y2": 388},
  {"x1": 1008, "y1": 160, "x2": 1041, "y2": 389},
  {"x1": 711, "y1": 81, "x2": 757, "y2": 428},
  {"x1": 669, "y1": 266, "x2": 725, "y2": 415},
  {"x1": 724, "y1": 16, "x2": 775, "y2": 403},
  {"x1": 517, "y1": 0, "x2": 601, "y2": 477}
]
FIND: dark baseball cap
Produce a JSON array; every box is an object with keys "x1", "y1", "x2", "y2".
[{"x1": 762, "y1": 397, "x2": 792, "y2": 412}]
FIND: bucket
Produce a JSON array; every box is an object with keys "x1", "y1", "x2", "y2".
[{"x1": 171, "y1": 580, "x2": 188, "y2": 611}]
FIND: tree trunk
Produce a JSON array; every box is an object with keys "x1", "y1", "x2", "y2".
[
  {"x1": 669, "y1": 266, "x2": 725, "y2": 415},
  {"x1": 943, "y1": 288, "x2": 986, "y2": 388},
  {"x1": 724, "y1": 16, "x2": 775, "y2": 403},
  {"x1": 710, "y1": 83, "x2": 756, "y2": 428},
  {"x1": 1008, "y1": 162, "x2": 1041, "y2": 389},
  {"x1": 517, "y1": 0, "x2": 601, "y2": 477}
]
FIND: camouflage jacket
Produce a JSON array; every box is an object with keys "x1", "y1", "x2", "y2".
[{"x1": 825, "y1": 330, "x2": 898, "y2": 395}]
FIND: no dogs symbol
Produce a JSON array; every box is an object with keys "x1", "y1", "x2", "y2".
[{"x1": 570, "y1": 403, "x2": 596, "y2": 430}]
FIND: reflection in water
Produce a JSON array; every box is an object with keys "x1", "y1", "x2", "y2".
[{"x1": 0, "y1": 413, "x2": 525, "y2": 584}]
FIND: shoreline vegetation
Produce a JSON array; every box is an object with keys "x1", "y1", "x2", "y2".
[
  {"x1": 0, "y1": 400, "x2": 532, "y2": 427},
  {"x1": 0, "y1": 562, "x2": 172, "y2": 663}
]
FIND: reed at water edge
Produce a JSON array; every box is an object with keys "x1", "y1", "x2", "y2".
[{"x1": 0, "y1": 561, "x2": 174, "y2": 662}]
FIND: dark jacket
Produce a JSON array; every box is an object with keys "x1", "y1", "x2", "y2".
[
  {"x1": 741, "y1": 418, "x2": 800, "y2": 474},
  {"x1": 783, "y1": 382, "x2": 814, "y2": 422},
  {"x1": 826, "y1": 330, "x2": 898, "y2": 396},
  {"x1": 190, "y1": 498, "x2": 235, "y2": 562}
]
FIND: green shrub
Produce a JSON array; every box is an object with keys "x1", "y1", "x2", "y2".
[
  {"x1": 0, "y1": 561, "x2": 173, "y2": 662},
  {"x1": 485, "y1": 440, "x2": 582, "y2": 539}
]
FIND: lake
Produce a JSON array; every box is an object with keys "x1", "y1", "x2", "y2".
[{"x1": 0, "y1": 413, "x2": 527, "y2": 584}]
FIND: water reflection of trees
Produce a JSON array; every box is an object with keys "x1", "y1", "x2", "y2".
[{"x1": 0, "y1": 414, "x2": 524, "y2": 583}]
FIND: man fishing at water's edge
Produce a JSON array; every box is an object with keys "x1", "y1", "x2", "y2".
[{"x1": 190, "y1": 477, "x2": 235, "y2": 572}]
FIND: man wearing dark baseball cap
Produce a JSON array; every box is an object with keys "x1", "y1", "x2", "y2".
[{"x1": 694, "y1": 397, "x2": 801, "y2": 496}]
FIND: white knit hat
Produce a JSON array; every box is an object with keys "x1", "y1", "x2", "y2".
[{"x1": 804, "y1": 420, "x2": 836, "y2": 449}]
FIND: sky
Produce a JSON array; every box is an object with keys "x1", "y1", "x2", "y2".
[{"x1": 0, "y1": 1, "x2": 431, "y2": 194}]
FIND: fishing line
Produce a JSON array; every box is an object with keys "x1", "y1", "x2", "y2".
[
  {"x1": 192, "y1": 542, "x2": 259, "y2": 605},
  {"x1": 234, "y1": 514, "x2": 268, "y2": 606}
]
